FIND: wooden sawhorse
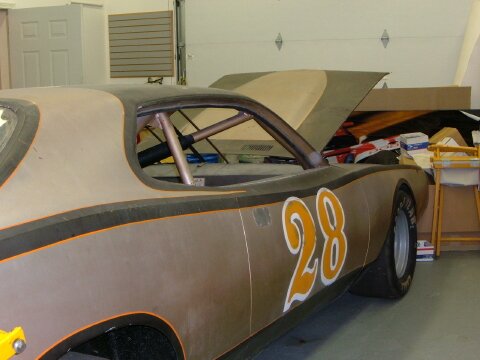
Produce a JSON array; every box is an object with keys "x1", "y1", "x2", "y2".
[{"x1": 429, "y1": 144, "x2": 480, "y2": 256}]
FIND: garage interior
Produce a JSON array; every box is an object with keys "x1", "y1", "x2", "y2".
[{"x1": 0, "y1": 1, "x2": 480, "y2": 359}]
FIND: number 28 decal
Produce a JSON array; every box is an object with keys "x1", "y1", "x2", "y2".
[{"x1": 282, "y1": 188, "x2": 348, "y2": 312}]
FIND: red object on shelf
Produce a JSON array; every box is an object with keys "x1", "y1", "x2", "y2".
[{"x1": 323, "y1": 136, "x2": 400, "y2": 164}]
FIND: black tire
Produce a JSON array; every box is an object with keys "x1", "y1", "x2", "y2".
[{"x1": 350, "y1": 187, "x2": 417, "y2": 298}]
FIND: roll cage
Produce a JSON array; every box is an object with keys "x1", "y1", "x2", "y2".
[{"x1": 134, "y1": 95, "x2": 326, "y2": 185}]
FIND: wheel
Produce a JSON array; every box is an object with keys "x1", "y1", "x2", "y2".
[
  {"x1": 67, "y1": 326, "x2": 178, "y2": 360},
  {"x1": 350, "y1": 187, "x2": 417, "y2": 298}
]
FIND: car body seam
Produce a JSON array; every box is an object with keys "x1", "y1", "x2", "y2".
[{"x1": 237, "y1": 205, "x2": 253, "y2": 335}]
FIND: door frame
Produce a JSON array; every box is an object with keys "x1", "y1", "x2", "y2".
[
  {"x1": 175, "y1": 0, "x2": 186, "y2": 84},
  {"x1": 0, "y1": 9, "x2": 10, "y2": 89}
]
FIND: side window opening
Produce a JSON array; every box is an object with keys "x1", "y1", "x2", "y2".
[{"x1": 135, "y1": 106, "x2": 306, "y2": 187}]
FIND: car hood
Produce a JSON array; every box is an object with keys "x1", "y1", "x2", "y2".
[{"x1": 209, "y1": 70, "x2": 386, "y2": 151}]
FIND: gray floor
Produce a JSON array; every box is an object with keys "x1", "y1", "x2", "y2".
[{"x1": 256, "y1": 251, "x2": 480, "y2": 360}]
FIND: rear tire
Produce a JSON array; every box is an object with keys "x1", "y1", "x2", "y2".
[
  {"x1": 68, "y1": 325, "x2": 178, "y2": 360},
  {"x1": 350, "y1": 187, "x2": 417, "y2": 298}
]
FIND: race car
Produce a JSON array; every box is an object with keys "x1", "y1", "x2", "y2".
[{"x1": 0, "y1": 71, "x2": 428, "y2": 359}]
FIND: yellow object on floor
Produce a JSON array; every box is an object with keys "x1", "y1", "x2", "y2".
[
  {"x1": 429, "y1": 144, "x2": 480, "y2": 256},
  {"x1": 0, "y1": 327, "x2": 26, "y2": 360}
]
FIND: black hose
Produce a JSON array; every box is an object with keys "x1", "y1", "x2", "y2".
[{"x1": 138, "y1": 134, "x2": 195, "y2": 168}]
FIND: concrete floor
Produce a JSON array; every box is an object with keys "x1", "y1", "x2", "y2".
[{"x1": 256, "y1": 251, "x2": 480, "y2": 360}]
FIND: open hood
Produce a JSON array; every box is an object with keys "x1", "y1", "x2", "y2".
[{"x1": 209, "y1": 70, "x2": 386, "y2": 152}]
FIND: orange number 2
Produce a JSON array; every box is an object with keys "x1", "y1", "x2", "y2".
[{"x1": 282, "y1": 197, "x2": 318, "y2": 312}]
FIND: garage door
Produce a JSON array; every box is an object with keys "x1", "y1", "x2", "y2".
[{"x1": 184, "y1": 0, "x2": 471, "y2": 88}]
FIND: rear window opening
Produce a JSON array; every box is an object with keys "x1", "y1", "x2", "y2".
[{"x1": 135, "y1": 106, "x2": 305, "y2": 187}]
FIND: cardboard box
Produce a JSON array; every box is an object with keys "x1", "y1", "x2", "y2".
[
  {"x1": 417, "y1": 240, "x2": 434, "y2": 251},
  {"x1": 353, "y1": 88, "x2": 478, "y2": 251},
  {"x1": 399, "y1": 128, "x2": 473, "y2": 178},
  {"x1": 399, "y1": 132, "x2": 429, "y2": 157},
  {"x1": 430, "y1": 127, "x2": 468, "y2": 147},
  {"x1": 417, "y1": 185, "x2": 480, "y2": 251},
  {"x1": 399, "y1": 155, "x2": 417, "y2": 166},
  {"x1": 416, "y1": 240, "x2": 434, "y2": 261},
  {"x1": 356, "y1": 86, "x2": 471, "y2": 111}
]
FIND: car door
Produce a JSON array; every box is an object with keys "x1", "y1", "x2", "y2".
[{"x1": 236, "y1": 165, "x2": 370, "y2": 334}]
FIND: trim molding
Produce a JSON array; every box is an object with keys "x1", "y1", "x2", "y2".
[{"x1": 67, "y1": 0, "x2": 103, "y2": 7}]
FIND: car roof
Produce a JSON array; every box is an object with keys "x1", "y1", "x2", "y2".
[{"x1": 85, "y1": 84, "x2": 254, "y2": 109}]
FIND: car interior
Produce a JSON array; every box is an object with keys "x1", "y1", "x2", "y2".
[{"x1": 135, "y1": 106, "x2": 307, "y2": 187}]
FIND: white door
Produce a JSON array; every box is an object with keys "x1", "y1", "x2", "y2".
[{"x1": 9, "y1": 5, "x2": 83, "y2": 88}]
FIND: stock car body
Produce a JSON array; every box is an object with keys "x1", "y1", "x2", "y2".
[{"x1": 0, "y1": 71, "x2": 428, "y2": 360}]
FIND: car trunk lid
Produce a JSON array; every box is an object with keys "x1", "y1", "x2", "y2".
[{"x1": 210, "y1": 70, "x2": 386, "y2": 152}]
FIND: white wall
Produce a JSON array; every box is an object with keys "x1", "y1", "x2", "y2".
[
  {"x1": 14, "y1": 0, "x2": 66, "y2": 7},
  {"x1": 12, "y1": 0, "x2": 177, "y2": 85},
  {"x1": 8, "y1": 0, "x2": 479, "y2": 97},
  {"x1": 82, "y1": 5, "x2": 108, "y2": 84},
  {"x1": 463, "y1": 37, "x2": 480, "y2": 108},
  {"x1": 455, "y1": 0, "x2": 480, "y2": 108},
  {"x1": 104, "y1": 0, "x2": 170, "y2": 14},
  {"x1": 185, "y1": 0, "x2": 474, "y2": 89}
]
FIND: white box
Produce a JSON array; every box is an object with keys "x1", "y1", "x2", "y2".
[
  {"x1": 417, "y1": 240, "x2": 434, "y2": 249},
  {"x1": 417, "y1": 255, "x2": 434, "y2": 262},
  {"x1": 417, "y1": 240, "x2": 435, "y2": 261},
  {"x1": 438, "y1": 168, "x2": 479, "y2": 186},
  {"x1": 400, "y1": 132, "x2": 429, "y2": 158},
  {"x1": 417, "y1": 249, "x2": 434, "y2": 256}
]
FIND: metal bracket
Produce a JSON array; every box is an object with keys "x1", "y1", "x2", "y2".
[
  {"x1": 275, "y1": 33, "x2": 283, "y2": 51},
  {"x1": 381, "y1": 29, "x2": 390, "y2": 48}
]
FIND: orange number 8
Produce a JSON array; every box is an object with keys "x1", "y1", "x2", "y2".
[{"x1": 316, "y1": 188, "x2": 348, "y2": 285}]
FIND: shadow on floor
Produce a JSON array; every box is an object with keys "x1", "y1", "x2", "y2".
[{"x1": 256, "y1": 252, "x2": 480, "y2": 360}]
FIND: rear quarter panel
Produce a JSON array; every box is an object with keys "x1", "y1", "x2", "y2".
[
  {"x1": 236, "y1": 166, "x2": 370, "y2": 335},
  {"x1": 343, "y1": 165, "x2": 429, "y2": 264}
]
